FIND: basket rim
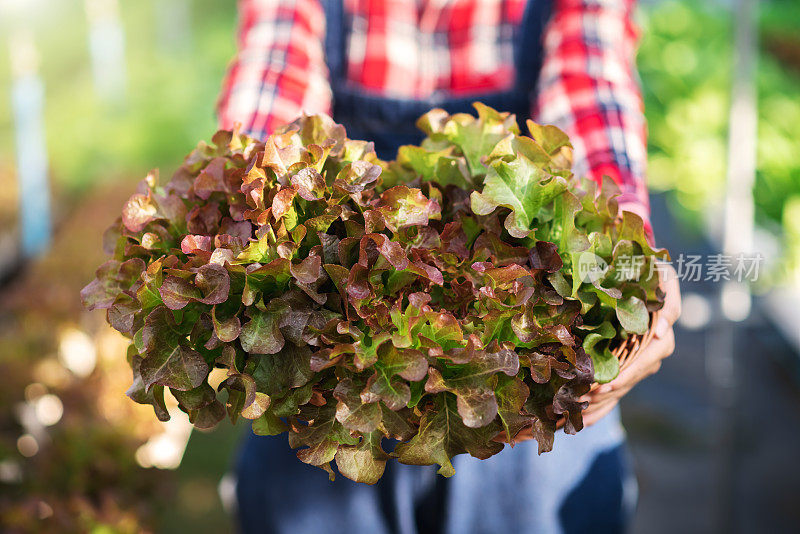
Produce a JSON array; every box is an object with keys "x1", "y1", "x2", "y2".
[
  {"x1": 589, "y1": 308, "x2": 661, "y2": 393},
  {"x1": 499, "y1": 309, "x2": 662, "y2": 442}
]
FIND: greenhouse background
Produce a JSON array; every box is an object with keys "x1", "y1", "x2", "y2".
[{"x1": 0, "y1": 0, "x2": 798, "y2": 532}]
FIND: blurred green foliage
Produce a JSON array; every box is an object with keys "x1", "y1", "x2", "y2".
[
  {"x1": 639, "y1": 0, "x2": 731, "y2": 225},
  {"x1": 0, "y1": 2, "x2": 239, "y2": 531},
  {"x1": 639, "y1": 0, "x2": 800, "y2": 278},
  {"x1": 0, "y1": 0, "x2": 236, "y2": 193}
]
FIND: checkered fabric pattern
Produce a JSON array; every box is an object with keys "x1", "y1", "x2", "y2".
[
  {"x1": 342, "y1": 0, "x2": 527, "y2": 98},
  {"x1": 217, "y1": 0, "x2": 650, "y2": 219}
]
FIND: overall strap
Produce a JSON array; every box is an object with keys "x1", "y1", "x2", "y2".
[
  {"x1": 323, "y1": 0, "x2": 552, "y2": 94},
  {"x1": 319, "y1": 0, "x2": 554, "y2": 158},
  {"x1": 514, "y1": 0, "x2": 553, "y2": 95},
  {"x1": 321, "y1": 0, "x2": 347, "y2": 89}
]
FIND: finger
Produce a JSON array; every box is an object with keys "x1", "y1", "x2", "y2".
[
  {"x1": 583, "y1": 399, "x2": 619, "y2": 427},
  {"x1": 655, "y1": 265, "x2": 682, "y2": 338},
  {"x1": 620, "y1": 328, "x2": 675, "y2": 381},
  {"x1": 582, "y1": 395, "x2": 618, "y2": 417},
  {"x1": 492, "y1": 427, "x2": 534, "y2": 444},
  {"x1": 586, "y1": 331, "x2": 674, "y2": 402},
  {"x1": 580, "y1": 382, "x2": 624, "y2": 403},
  {"x1": 584, "y1": 381, "x2": 634, "y2": 405}
]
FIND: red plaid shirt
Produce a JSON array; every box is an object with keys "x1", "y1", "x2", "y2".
[{"x1": 217, "y1": 0, "x2": 649, "y2": 220}]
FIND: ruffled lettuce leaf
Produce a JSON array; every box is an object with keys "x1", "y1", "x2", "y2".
[{"x1": 84, "y1": 105, "x2": 668, "y2": 484}]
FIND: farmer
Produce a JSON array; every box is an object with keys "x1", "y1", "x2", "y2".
[{"x1": 217, "y1": 1, "x2": 681, "y2": 532}]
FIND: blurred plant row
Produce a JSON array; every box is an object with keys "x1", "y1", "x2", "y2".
[
  {"x1": 639, "y1": 0, "x2": 800, "y2": 284},
  {"x1": 0, "y1": 185, "x2": 172, "y2": 532},
  {"x1": 1, "y1": 182, "x2": 241, "y2": 533},
  {"x1": 0, "y1": 1, "x2": 238, "y2": 532},
  {"x1": 0, "y1": 0, "x2": 235, "y2": 194}
]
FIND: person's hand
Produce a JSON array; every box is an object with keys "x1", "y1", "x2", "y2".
[
  {"x1": 581, "y1": 264, "x2": 682, "y2": 426},
  {"x1": 493, "y1": 264, "x2": 681, "y2": 444}
]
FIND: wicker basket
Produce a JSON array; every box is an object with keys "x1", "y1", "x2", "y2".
[
  {"x1": 501, "y1": 310, "x2": 661, "y2": 442},
  {"x1": 593, "y1": 309, "x2": 660, "y2": 390},
  {"x1": 558, "y1": 309, "x2": 661, "y2": 428}
]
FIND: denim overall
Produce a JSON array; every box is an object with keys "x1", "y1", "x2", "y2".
[{"x1": 234, "y1": 2, "x2": 636, "y2": 533}]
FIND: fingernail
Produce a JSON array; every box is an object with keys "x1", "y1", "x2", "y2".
[
  {"x1": 598, "y1": 384, "x2": 612, "y2": 394},
  {"x1": 655, "y1": 317, "x2": 669, "y2": 338}
]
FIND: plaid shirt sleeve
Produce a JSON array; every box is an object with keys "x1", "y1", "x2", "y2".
[
  {"x1": 216, "y1": 0, "x2": 332, "y2": 140},
  {"x1": 535, "y1": 0, "x2": 650, "y2": 224}
]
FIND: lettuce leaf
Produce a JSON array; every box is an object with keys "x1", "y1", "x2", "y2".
[{"x1": 84, "y1": 106, "x2": 668, "y2": 483}]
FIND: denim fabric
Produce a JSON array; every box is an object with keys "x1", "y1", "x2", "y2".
[
  {"x1": 444, "y1": 407, "x2": 636, "y2": 534},
  {"x1": 321, "y1": 0, "x2": 553, "y2": 159},
  {"x1": 235, "y1": 408, "x2": 635, "y2": 534},
  {"x1": 235, "y1": 1, "x2": 636, "y2": 532}
]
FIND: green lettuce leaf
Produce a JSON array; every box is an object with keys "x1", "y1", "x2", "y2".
[{"x1": 84, "y1": 105, "x2": 667, "y2": 481}]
